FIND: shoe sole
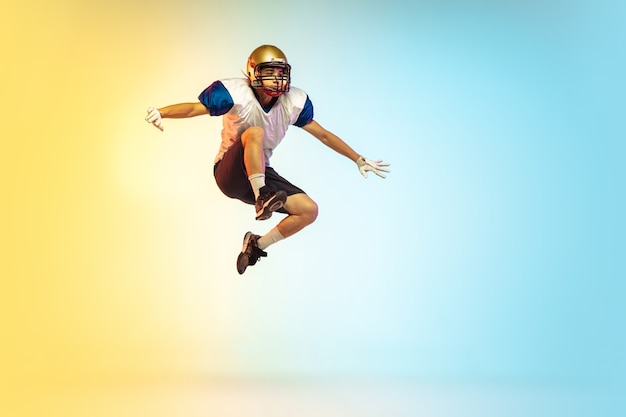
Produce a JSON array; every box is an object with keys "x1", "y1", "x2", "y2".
[
  {"x1": 255, "y1": 192, "x2": 287, "y2": 221},
  {"x1": 236, "y1": 232, "x2": 253, "y2": 274}
]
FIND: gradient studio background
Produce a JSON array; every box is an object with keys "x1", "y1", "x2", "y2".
[{"x1": 1, "y1": 0, "x2": 624, "y2": 416}]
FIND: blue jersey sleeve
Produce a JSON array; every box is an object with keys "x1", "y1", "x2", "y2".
[
  {"x1": 294, "y1": 96, "x2": 314, "y2": 127},
  {"x1": 198, "y1": 81, "x2": 234, "y2": 116}
]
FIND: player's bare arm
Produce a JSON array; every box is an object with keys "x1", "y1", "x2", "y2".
[
  {"x1": 160, "y1": 102, "x2": 210, "y2": 118},
  {"x1": 302, "y1": 119, "x2": 360, "y2": 161},
  {"x1": 303, "y1": 119, "x2": 391, "y2": 179},
  {"x1": 145, "y1": 102, "x2": 209, "y2": 131}
]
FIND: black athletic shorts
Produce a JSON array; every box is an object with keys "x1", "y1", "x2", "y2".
[{"x1": 213, "y1": 138, "x2": 305, "y2": 214}]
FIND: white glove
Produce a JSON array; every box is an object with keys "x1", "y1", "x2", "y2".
[
  {"x1": 356, "y1": 156, "x2": 390, "y2": 179},
  {"x1": 145, "y1": 107, "x2": 164, "y2": 131}
]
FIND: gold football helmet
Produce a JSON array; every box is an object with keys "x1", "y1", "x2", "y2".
[{"x1": 246, "y1": 45, "x2": 291, "y2": 96}]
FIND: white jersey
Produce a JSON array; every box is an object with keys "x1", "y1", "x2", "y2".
[{"x1": 212, "y1": 78, "x2": 309, "y2": 164}]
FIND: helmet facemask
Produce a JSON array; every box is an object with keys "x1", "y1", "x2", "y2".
[{"x1": 250, "y1": 62, "x2": 291, "y2": 97}]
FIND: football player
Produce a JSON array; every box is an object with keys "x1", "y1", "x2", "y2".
[{"x1": 146, "y1": 45, "x2": 390, "y2": 274}]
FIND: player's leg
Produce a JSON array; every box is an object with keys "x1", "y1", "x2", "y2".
[
  {"x1": 240, "y1": 126, "x2": 266, "y2": 177},
  {"x1": 236, "y1": 164, "x2": 317, "y2": 275},
  {"x1": 272, "y1": 193, "x2": 319, "y2": 239},
  {"x1": 241, "y1": 126, "x2": 286, "y2": 220},
  {"x1": 236, "y1": 194, "x2": 318, "y2": 275},
  {"x1": 258, "y1": 168, "x2": 318, "y2": 241}
]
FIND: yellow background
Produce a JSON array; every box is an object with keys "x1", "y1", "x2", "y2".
[{"x1": 2, "y1": 0, "x2": 249, "y2": 393}]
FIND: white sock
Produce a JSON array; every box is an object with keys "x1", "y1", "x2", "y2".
[
  {"x1": 248, "y1": 173, "x2": 266, "y2": 199},
  {"x1": 257, "y1": 227, "x2": 285, "y2": 250}
]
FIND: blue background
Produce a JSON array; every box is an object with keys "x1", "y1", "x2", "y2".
[{"x1": 220, "y1": 0, "x2": 626, "y2": 386}]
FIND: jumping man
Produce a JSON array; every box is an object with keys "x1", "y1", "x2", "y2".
[{"x1": 146, "y1": 45, "x2": 390, "y2": 274}]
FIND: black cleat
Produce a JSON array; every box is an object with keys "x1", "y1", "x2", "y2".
[
  {"x1": 237, "y1": 231, "x2": 267, "y2": 274},
  {"x1": 255, "y1": 189, "x2": 287, "y2": 220}
]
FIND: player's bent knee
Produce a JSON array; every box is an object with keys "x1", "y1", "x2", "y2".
[
  {"x1": 285, "y1": 194, "x2": 318, "y2": 225},
  {"x1": 241, "y1": 126, "x2": 265, "y2": 146},
  {"x1": 303, "y1": 199, "x2": 319, "y2": 224}
]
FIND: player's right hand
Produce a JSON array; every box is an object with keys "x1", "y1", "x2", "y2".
[{"x1": 145, "y1": 107, "x2": 164, "y2": 131}]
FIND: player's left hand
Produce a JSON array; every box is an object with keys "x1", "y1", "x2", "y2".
[{"x1": 356, "y1": 156, "x2": 390, "y2": 179}]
